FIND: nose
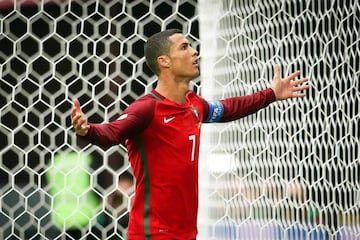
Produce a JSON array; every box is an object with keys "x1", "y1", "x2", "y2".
[{"x1": 191, "y1": 47, "x2": 198, "y2": 56}]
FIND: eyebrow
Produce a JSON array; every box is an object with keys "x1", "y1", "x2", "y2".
[{"x1": 179, "y1": 41, "x2": 191, "y2": 48}]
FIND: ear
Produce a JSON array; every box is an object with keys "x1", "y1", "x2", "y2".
[{"x1": 157, "y1": 55, "x2": 170, "y2": 69}]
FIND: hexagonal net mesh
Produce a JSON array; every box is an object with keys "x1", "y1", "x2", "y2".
[
  {"x1": 0, "y1": 0, "x2": 199, "y2": 239},
  {"x1": 197, "y1": 0, "x2": 359, "y2": 239},
  {"x1": 0, "y1": 0, "x2": 359, "y2": 240}
]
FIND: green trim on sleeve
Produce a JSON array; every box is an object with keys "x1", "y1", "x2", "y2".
[{"x1": 134, "y1": 136, "x2": 152, "y2": 239}]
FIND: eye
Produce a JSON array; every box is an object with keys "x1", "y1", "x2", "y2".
[{"x1": 180, "y1": 42, "x2": 191, "y2": 50}]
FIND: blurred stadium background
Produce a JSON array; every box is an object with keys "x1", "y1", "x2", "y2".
[{"x1": 0, "y1": 0, "x2": 359, "y2": 239}]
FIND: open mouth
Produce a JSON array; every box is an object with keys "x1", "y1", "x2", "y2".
[{"x1": 193, "y1": 57, "x2": 200, "y2": 67}]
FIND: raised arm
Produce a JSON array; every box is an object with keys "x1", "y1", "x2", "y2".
[
  {"x1": 70, "y1": 97, "x2": 154, "y2": 149},
  {"x1": 203, "y1": 65, "x2": 309, "y2": 123}
]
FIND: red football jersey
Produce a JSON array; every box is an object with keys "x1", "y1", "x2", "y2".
[
  {"x1": 126, "y1": 90, "x2": 204, "y2": 239},
  {"x1": 82, "y1": 88, "x2": 276, "y2": 239}
]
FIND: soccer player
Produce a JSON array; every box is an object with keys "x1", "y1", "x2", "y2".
[{"x1": 71, "y1": 29, "x2": 309, "y2": 239}]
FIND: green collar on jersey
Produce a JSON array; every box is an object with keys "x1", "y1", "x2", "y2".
[{"x1": 149, "y1": 91, "x2": 163, "y2": 101}]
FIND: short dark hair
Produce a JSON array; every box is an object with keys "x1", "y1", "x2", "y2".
[{"x1": 144, "y1": 29, "x2": 182, "y2": 75}]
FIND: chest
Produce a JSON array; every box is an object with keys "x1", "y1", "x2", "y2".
[{"x1": 153, "y1": 101, "x2": 202, "y2": 134}]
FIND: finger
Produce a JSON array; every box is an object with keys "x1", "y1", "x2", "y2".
[
  {"x1": 291, "y1": 93, "x2": 306, "y2": 98},
  {"x1": 71, "y1": 113, "x2": 81, "y2": 125},
  {"x1": 292, "y1": 85, "x2": 310, "y2": 92},
  {"x1": 286, "y1": 71, "x2": 301, "y2": 81},
  {"x1": 71, "y1": 108, "x2": 79, "y2": 119},
  {"x1": 73, "y1": 99, "x2": 80, "y2": 111},
  {"x1": 72, "y1": 99, "x2": 81, "y2": 117},
  {"x1": 76, "y1": 118, "x2": 87, "y2": 129},
  {"x1": 274, "y1": 64, "x2": 281, "y2": 79},
  {"x1": 74, "y1": 121, "x2": 83, "y2": 132},
  {"x1": 73, "y1": 117, "x2": 86, "y2": 133},
  {"x1": 291, "y1": 77, "x2": 309, "y2": 86},
  {"x1": 71, "y1": 99, "x2": 81, "y2": 118}
]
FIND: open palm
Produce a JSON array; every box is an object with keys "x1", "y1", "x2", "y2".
[{"x1": 271, "y1": 65, "x2": 309, "y2": 101}]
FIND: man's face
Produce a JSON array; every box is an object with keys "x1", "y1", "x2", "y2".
[{"x1": 167, "y1": 33, "x2": 199, "y2": 80}]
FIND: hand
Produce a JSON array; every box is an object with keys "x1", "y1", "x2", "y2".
[
  {"x1": 271, "y1": 65, "x2": 309, "y2": 101},
  {"x1": 71, "y1": 99, "x2": 90, "y2": 136}
]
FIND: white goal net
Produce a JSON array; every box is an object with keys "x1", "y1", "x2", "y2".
[
  {"x1": 198, "y1": 0, "x2": 359, "y2": 239},
  {"x1": 0, "y1": 0, "x2": 199, "y2": 239},
  {"x1": 0, "y1": 0, "x2": 359, "y2": 240}
]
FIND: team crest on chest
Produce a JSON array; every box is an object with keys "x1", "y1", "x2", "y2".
[{"x1": 190, "y1": 105, "x2": 201, "y2": 128}]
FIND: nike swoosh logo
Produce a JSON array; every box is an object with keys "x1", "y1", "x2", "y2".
[{"x1": 164, "y1": 116, "x2": 175, "y2": 123}]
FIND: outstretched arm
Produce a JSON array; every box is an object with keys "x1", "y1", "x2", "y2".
[
  {"x1": 203, "y1": 65, "x2": 310, "y2": 123},
  {"x1": 70, "y1": 97, "x2": 154, "y2": 149},
  {"x1": 271, "y1": 65, "x2": 309, "y2": 100}
]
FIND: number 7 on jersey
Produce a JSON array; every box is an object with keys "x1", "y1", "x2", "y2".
[{"x1": 188, "y1": 134, "x2": 196, "y2": 161}]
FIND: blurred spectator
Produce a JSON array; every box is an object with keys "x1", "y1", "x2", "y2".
[{"x1": 94, "y1": 171, "x2": 134, "y2": 238}]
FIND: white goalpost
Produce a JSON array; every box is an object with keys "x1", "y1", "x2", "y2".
[{"x1": 198, "y1": 0, "x2": 359, "y2": 239}]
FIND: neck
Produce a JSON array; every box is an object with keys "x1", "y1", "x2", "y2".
[{"x1": 155, "y1": 75, "x2": 191, "y2": 105}]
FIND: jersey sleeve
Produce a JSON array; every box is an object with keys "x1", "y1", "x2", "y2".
[
  {"x1": 79, "y1": 98, "x2": 155, "y2": 149},
  {"x1": 203, "y1": 88, "x2": 276, "y2": 123}
]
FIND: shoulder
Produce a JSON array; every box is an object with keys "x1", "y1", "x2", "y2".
[
  {"x1": 124, "y1": 93, "x2": 157, "y2": 115},
  {"x1": 186, "y1": 90, "x2": 208, "y2": 108},
  {"x1": 114, "y1": 93, "x2": 158, "y2": 131}
]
